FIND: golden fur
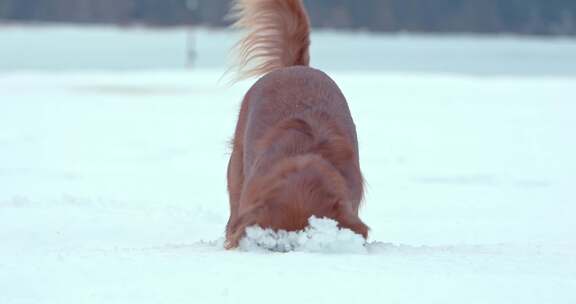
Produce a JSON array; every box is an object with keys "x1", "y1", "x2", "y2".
[{"x1": 230, "y1": 0, "x2": 310, "y2": 79}]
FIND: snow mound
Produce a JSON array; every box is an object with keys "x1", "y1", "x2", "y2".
[{"x1": 238, "y1": 217, "x2": 367, "y2": 253}]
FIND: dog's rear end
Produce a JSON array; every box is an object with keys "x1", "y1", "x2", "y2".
[{"x1": 226, "y1": 0, "x2": 367, "y2": 248}]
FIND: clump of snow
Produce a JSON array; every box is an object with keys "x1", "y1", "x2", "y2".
[{"x1": 238, "y1": 216, "x2": 367, "y2": 253}]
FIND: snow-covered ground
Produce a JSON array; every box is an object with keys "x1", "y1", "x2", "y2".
[
  {"x1": 1, "y1": 26, "x2": 576, "y2": 303},
  {"x1": 2, "y1": 25, "x2": 576, "y2": 75}
]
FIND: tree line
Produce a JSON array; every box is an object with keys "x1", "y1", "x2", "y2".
[{"x1": 1, "y1": 0, "x2": 575, "y2": 35}]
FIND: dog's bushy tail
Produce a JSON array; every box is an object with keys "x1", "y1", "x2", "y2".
[{"x1": 230, "y1": 0, "x2": 311, "y2": 80}]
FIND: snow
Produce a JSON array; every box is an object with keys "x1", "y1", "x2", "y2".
[
  {"x1": 2, "y1": 26, "x2": 576, "y2": 75},
  {"x1": 239, "y1": 217, "x2": 367, "y2": 253},
  {"x1": 1, "y1": 26, "x2": 576, "y2": 303}
]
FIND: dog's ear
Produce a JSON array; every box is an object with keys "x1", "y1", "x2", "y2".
[
  {"x1": 225, "y1": 203, "x2": 270, "y2": 249},
  {"x1": 335, "y1": 202, "x2": 369, "y2": 239},
  {"x1": 315, "y1": 136, "x2": 354, "y2": 167}
]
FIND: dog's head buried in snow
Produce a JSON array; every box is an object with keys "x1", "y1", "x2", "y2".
[
  {"x1": 225, "y1": 0, "x2": 368, "y2": 249},
  {"x1": 227, "y1": 148, "x2": 368, "y2": 248}
]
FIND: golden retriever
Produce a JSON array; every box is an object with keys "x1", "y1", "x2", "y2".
[{"x1": 225, "y1": 0, "x2": 368, "y2": 248}]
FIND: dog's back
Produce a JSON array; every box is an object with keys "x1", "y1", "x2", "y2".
[
  {"x1": 231, "y1": 0, "x2": 359, "y2": 169},
  {"x1": 242, "y1": 67, "x2": 360, "y2": 176}
]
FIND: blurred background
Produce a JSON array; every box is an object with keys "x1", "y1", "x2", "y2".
[
  {"x1": 1, "y1": 0, "x2": 576, "y2": 35},
  {"x1": 2, "y1": 0, "x2": 576, "y2": 73}
]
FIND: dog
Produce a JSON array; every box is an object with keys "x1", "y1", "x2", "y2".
[{"x1": 225, "y1": 0, "x2": 368, "y2": 248}]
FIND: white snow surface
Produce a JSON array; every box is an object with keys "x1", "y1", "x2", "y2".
[
  {"x1": 1, "y1": 26, "x2": 576, "y2": 303},
  {"x1": 239, "y1": 217, "x2": 367, "y2": 253}
]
